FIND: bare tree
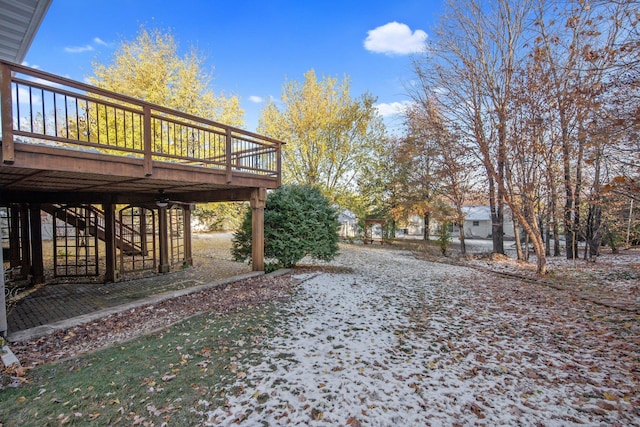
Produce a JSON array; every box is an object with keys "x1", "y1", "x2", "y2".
[{"x1": 411, "y1": 0, "x2": 533, "y2": 257}]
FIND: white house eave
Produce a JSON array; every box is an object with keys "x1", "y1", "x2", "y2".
[{"x1": 0, "y1": 0, "x2": 52, "y2": 63}]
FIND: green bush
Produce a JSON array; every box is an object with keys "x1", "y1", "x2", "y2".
[
  {"x1": 232, "y1": 185, "x2": 340, "y2": 269},
  {"x1": 436, "y1": 221, "x2": 452, "y2": 255}
]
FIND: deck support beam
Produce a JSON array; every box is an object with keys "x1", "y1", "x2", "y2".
[
  {"x1": 0, "y1": 237, "x2": 7, "y2": 337},
  {"x1": 158, "y1": 206, "x2": 170, "y2": 273},
  {"x1": 9, "y1": 205, "x2": 20, "y2": 268},
  {"x1": 29, "y1": 204, "x2": 44, "y2": 285},
  {"x1": 19, "y1": 204, "x2": 31, "y2": 279},
  {"x1": 184, "y1": 204, "x2": 193, "y2": 266},
  {"x1": 251, "y1": 188, "x2": 266, "y2": 272},
  {"x1": 103, "y1": 202, "x2": 117, "y2": 282}
]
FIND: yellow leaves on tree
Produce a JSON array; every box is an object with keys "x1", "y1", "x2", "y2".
[
  {"x1": 90, "y1": 27, "x2": 243, "y2": 127},
  {"x1": 258, "y1": 69, "x2": 385, "y2": 202}
]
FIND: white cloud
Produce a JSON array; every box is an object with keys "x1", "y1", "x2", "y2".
[
  {"x1": 14, "y1": 86, "x2": 41, "y2": 105},
  {"x1": 93, "y1": 37, "x2": 109, "y2": 46},
  {"x1": 364, "y1": 22, "x2": 427, "y2": 55},
  {"x1": 375, "y1": 101, "x2": 413, "y2": 117},
  {"x1": 249, "y1": 95, "x2": 263, "y2": 103},
  {"x1": 64, "y1": 45, "x2": 94, "y2": 53},
  {"x1": 21, "y1": 61, "x2": 40, "y2": 69}
]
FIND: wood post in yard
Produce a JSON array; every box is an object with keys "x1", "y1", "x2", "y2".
[
  {"x1": 184, "y1": 203, "x2": 193, "y2": 266},
  {"x1": 0, "y1": 236, "x2": 6, "y2": 337},
  {"x1": 251, "y1": 188, "x2": 266, "y2": 272},
  {"x1": 158, "y1": 206, "x2": 170, "y2": 273},
  {"x1": 19, "y1": 204, "x2": 30, "y2": 278},
  {"x1": 9, "y1": 205, "x2": 20, "y2": 268},
  {"x1": 29, "y1": 204, "x2": 44, "y2": 285},
  {"x1": 103, "y1": 202, "x2": 117, "y2": 282}
]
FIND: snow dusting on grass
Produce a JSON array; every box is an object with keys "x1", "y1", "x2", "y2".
[{"x1": 207, "y1": 245, "x2": 640, "y2": 426}]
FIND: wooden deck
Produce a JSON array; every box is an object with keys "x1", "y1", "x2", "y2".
[
  {"x1": 0, "y1": 60, "x2": 281, "y2": 295},
  {"x1": 0, "y1": 61, "x2": 282, "y2": 205}
]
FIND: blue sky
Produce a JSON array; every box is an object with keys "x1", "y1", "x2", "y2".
[{"x1": 25, "y1": 1, "x2": 443, "y2": 133}]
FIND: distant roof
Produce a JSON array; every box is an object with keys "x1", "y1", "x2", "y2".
[
  {"x1": 462, "y1": 206, "x2": 492, "y2": 221},
  {"x1": 0, "y1": 0, "x2": 52, "y2": 63}
]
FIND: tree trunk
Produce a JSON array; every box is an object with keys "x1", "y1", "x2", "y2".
[
  {"x1": 513, "y1": 218, "x2": 523, "y2": 260},
  {"x1": 423, "y1": 211, "x2": 430, "y2": 241},
  {"x1": 488, "y1": 174, "x2": 504, "y2": 254},
  {"x1": 545, "y1": 224, "x2": 551, "y2": 256},
  {"x1": 519, "y1": 214, "x2": 547, "y2": 275},
  {"x1": 587, "y1": 142, "x2": 603, "y2": 259},
  {"x1": 533, "y1": 237, "x2": 547, "y2": 275},
  {"x1": 562, "y1": 127, "x2": 576, "y2": 259},
  {"x1": 547, "y1": 163, "x2": 561, "y2": 256},
  {"x1": 573, "y1": 129, "x2": 585, "y2": 259},
  {"x1": 459, "y1": 226, "x2": 466, "y2": 255}
]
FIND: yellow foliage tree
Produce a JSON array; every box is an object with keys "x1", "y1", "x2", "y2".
[
  {"x1": 88, "y1": 27, "x2": 245, "y2": 223},
  {"x1": 90, "y1": 27, "x2": 243, "y2": 126},
  {"x1": 258, "y1": 69, "x2": 385, "y2": 203}
]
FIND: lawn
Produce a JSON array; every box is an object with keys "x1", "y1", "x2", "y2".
[
  {"x1": 1, "y1": 304, "x2": 283, "y2": 426},
  {"x1": 1, "y1": 241, "x2": 639, "y2": 425}
]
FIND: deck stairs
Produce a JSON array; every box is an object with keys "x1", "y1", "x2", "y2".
[{"x1": 41, "y1": 204, "x2": 144, "y2": 255}]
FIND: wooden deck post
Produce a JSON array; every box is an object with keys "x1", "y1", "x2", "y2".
[
  {"x1": 103, "y1": 202, "x2": 117, "y2": 282},
  {"x1": 276, "y1": 142, "x2": 282, "y2": 188},
  {"x1": 19, "y1": 204, "x2": 31, "y2": 279},
  {"x1": 0, "y1": 234, "x2": 8, "y2": 338},
  {"x1": 225, "y1": 128, "x2": 233, "y2": 184},
  {"x1": 9, "y1": 205, "x2": 20, "y2": 268},
  {"x1": 158, "y1": 206, "x2": 170, "y2": 273},
  {"x1": 1, "y1": 63, "x2": 15, "y2": 164},
  {"x1": 184, "y1": 203, "x2": 193, "y2": 266},
  {"x1": 0, "y1": 236, "x2": 7, "y2": 337},
  {"x1": 143, "y1": 105, "x2": 152, "y2": 176},
  {"x1": 251, "y1": 188, "x2": 267, "y2": 271},
  {"x1": 29, "y1": 204, "x2": 44, "y2": 285}
]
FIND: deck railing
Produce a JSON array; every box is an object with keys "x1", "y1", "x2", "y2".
[{"x1": 0, "y1": 60, "x2": 282, "y2": 184}]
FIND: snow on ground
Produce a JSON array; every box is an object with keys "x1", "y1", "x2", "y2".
[
  {"x1": 206, "y1": 245, "x2": 639, "y2": 426},
  {"x1": 467, "y1": 247, "x2": 640, "y2": 311}
]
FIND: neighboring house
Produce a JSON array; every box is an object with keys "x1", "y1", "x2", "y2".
[
  {"x1": 338, "y1": 210, "x2": 358, "y2": 238},
  {"x1": 399, "y1": 207, "x2": 516, "y2": 240},
  {"x1": 457, "y1": 206, "x2": 515, "y2": 239},
  {"x1": 406, "y1": 214, "x2": 427, "y2": 236}
]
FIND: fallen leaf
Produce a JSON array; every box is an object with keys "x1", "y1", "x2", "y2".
[
  {"x1": 161, "y1": 374, "x2": 176, "y2": 382},
  {"x1": 603, "y1": 392, "x2": 618, "y2": 402},
  {"x1": 347, "y1": 416, "x2": 363, "y2": 427},
  {"x1": 310, "y1": 407, "x2": 323, "y2": 421}
]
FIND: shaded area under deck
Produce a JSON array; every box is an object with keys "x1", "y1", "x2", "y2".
[{"x1": 0, "y1": 61, "x2": 283, "y2": 337}]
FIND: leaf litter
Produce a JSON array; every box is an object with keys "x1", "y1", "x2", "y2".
[
  {"x1": 2, "y1": 242, "x2": 638, "y2": 425},
  {"x1": 207, "y1": 245, "x2": 639, "y2": 426}
]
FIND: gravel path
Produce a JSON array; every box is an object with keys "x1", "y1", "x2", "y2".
[{"x1": 208, "y1": 245, "x2": 639, "y2": 426}]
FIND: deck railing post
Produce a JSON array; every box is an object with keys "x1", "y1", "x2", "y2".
[
  {"x1": 276, "y1": 142, "x2": 282, "y2": 187},
  {"x1": 1, "y1": 63, "x2": 15, "y2": 164},
  {"x1": 225, "y1": 128, "x2": 233, "y2": 184},
  {"x1": 143, "y1": 105, "x2": 152, "y2": 176}
]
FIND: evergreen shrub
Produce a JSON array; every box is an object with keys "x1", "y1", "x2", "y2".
[{"x1": 232, "y1": 185, "x2": 340, "y2": 270}]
